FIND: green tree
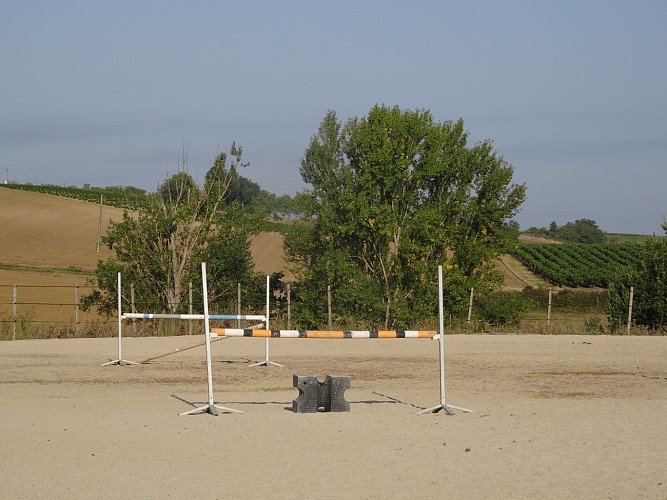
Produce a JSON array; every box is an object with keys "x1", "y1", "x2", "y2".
[
  {"x1": 205, "y1": 143, "x2": 248, "y2": 209},
  {"x1": 286, "y1": 105, "x2": 526, "y2": 329},
  {"x1": 556, "y1": 218, "x2": 606, "y2": 243},
  {"x1": 158, "y1": 171, "x2": 199, "y2": 205},
  {"x1": 82, "y1": 146, "x2": 261, "y2": 317},
  {"x1": 606, "y1": 224, "x2": 667, "y2": 332}
]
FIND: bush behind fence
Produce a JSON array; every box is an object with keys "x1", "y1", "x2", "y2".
[{"x1": 1, "y1": 282, "x2": 659, "y2": 340}]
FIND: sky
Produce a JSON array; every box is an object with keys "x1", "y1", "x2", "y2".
[{"x1": 2, "y1": 1, "x2": 666, "y2": 234}]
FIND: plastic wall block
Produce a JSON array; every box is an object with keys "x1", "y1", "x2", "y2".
[
  {"x1": 292, "y1": 374, "x2": 350, "y2": 413},
  {"x1": 292, "y1": 374, "x2": 320, "y2": 413},
  {"x1": 325, "y1": 374, "x2": 350, "y2": 412}
]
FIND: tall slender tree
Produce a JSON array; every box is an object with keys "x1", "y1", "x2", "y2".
[
  {"x1": 286, "y1": 105, "x2": 525, "y2": 328},
  {"x1": 82, "y1": 145, "x2": 259, "y2": 316}
]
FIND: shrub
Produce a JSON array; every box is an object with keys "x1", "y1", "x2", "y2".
[
  {"x1": 583, "y1": 317, "x2": 605, "y2": 334},
  {"x1": 478, "y1": 292, "x2": 530, "y2": 328}
]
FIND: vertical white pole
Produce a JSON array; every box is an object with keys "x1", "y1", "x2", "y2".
[
  {"x1": 265, "y1": 275, "x2": 270, "y2": 363},
  {"x1": 117, "y1": 273, "x2": 122, "y2": 361},
  {"x1": 438, "y1": 265, "x2": 446, "y2": 406},
  {"x1": 201, "y1": 263, "x2": 215, "y2": 408},
  {"x1": 467, "y1": 287, "x2": 474, "y2": 324},
  {"x1": 627, "y1": 286, "x2": 634, "y2": 335},
  {"x1": 103, "y1": 272, "x2": 137, "y2": 366},
  {"x1": 249, "y1": 275, "x2": 282, "y2": 367},
  {"x1": 180, "y1": 262, "x2": 242, "y2": 415},
  {"x1": 418, "y1": 265, "x2": 472, "y2": 415}
]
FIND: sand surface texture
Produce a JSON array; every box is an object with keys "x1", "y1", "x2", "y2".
[{"x1": 1, "y1": 334, "x2": 666, "y2": 499}]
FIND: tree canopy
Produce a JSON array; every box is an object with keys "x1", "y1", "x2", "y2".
[
  {"x1": 82, "y1": 146, "x2": 264, "y2": 317},
  {"x1": 527, "y1": 218, "x2": 606, "y2": 243},
  {"x1": 606, "y1": 223, "x2": 667, "y2": 332},
  {"x1": 285, "y1": 105, "x2": 526, "y2": 329}
]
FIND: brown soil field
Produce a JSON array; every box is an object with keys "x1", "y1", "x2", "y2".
[
  {"x1": 250, "y1": 231, "x2": 294, "y2": 281},
  {"x1": 0, "y1": 187, "x2": 559, "y2": 324},
  {"x1": 1, "y1": 334, "x2": 665, "y2": 498},
  {"x1": 0, "y1": 189, "x2": 293, "y2": 323}
]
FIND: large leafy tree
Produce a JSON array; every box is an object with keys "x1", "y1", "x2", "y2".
[
  {"x1": 606, "y1": 223, "x2": 667, "y2": 332},
  {"x1": 286, "y1": 105, "x2": 526, "y2": 329},
  {"x1": 82, "y1": 146, "x2": 261, "y2": 316}
]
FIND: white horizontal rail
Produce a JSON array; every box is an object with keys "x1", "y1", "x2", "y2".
[{"x1": 122, "y1": 313, "x2": 266, "y2": 321}]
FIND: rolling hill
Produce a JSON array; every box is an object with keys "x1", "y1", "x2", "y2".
[{"x1": 0, "y1": 187, "x2": 565, "y2": 305}]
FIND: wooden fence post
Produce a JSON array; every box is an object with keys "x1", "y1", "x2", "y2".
[
  {"x1": 287, "y1": 283, "x2": 291, "y2": 330},
  {"x1": 547, "y1": 287, "x2": 552, "y2": 328},
  {"x1": 327, "y1": 285, "x2": 332, "y2": 330},
  {"x1": 130, "y1": 283, "x2": 136, "y2": 334},
  {"x1": 12, "y1": 284, "x2": 17, "y2": 341},
  {"x1": 74, "y1": 284, "x2": 80, "y2": 334},
  {"x1": 189, "y1": 282, "x2": 193, "y2": 335},
  {"x1": 627, "y1": 286, "x2": 634, "y2": 334},
  {"x1": 237, "y1": 283, "x2": 241, "y2": 328}
]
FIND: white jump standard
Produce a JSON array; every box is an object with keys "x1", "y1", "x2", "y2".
[
  {"x1": 416, "y1": 265, "x2": 473, "y2": 415},
  {"x1": 179, "y1": 262, "x2": 243, "y2": 416},
  {"x1": 248, "y1": 275, "x2": 283, "y2": 367},
  {"x1": 102, "y1": 273, "x2": 139, "y2": 366},
  {"x1": 104, "y1": 272, "x2": 269, "y2": 368},
  {"x1": 209, "y1": 264, "x2": 472, "y2": 416}
]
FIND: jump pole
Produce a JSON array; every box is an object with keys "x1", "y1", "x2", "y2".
[
  {"x1": 417, "y1": 265, "x2": 472, "y2": 415},
  {"x1": 180, "y1": 262, "x2": 242, "y2": 416},
  {"x1": 102, "y1": 272, "x2": 139, "y2": 366},
  {"x1": 212, "y1": 329, "x2": 435, "y2": 338},
  {"x1": 122, "y1": 313, "x2": 266, "y2": 321},
  {"x1": 249, "y1": 275, "x2": 283, "y2": 367}
]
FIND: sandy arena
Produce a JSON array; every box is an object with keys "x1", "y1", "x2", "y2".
[{"x1": 1, "y1": 333, "x2": 666, "y2": 499}]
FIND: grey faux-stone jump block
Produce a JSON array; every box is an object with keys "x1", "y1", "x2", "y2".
[{"x1": 292, "y1": 374, "x2": 351, "y2": 413}]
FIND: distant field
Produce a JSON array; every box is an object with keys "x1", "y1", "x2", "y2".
[
  {"x1": 0, "y1": 186, "x2": 639, "y2": 324},
  {"x1": 0, "y1": 188, "x2": 292, "y2": 322}
]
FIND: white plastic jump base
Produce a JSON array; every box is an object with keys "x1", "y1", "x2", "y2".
[
  {"x1": 102, "y1": 358, "x2": 139, "y2": 367},
  {"x1": 179, "y1": 402, "x2": 242, "y2": 416},
  {"x1": 417, "y1": 403, "x2": 473, "y2": 415}
]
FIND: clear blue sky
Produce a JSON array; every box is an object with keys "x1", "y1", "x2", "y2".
[{"x1": 2, "y1": 1, "x2": 666, "y2": 234}]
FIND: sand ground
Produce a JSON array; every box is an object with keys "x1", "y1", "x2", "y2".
[{"x1": 1, "y1": 334, "x2": 666, "y2": 499}]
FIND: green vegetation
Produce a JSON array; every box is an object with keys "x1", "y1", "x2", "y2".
[
  {"x1": 81, "y1": 145, "x2": 267, "y2": 317},
  {"x1": 605, "y1": 233, "x2": 651, "y2": 244},
  {"x1": 606, "y1": 224, "x2": 667, "y2": 333},
  {"x1": 524, "y1": 218, "x2": 651, "y2": 244},
  {"x1": 513, "y1": 243, "x2": 640, "y2": 287},
  {"x1": 2, "y1": 167, "x2": 297, "y2": 219},
  {"x1": 525, "y1": 218, "x2": 606, "y2": 243},
  {"x1": 285, "y1": 105, "x2": 525, "y2": 329},
  {"x1": 5, "y1": 110, "x2": 664, "y2": 336},
  {"x1": 1, "y1": 182, "x2": 149, "y2": 209}
]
